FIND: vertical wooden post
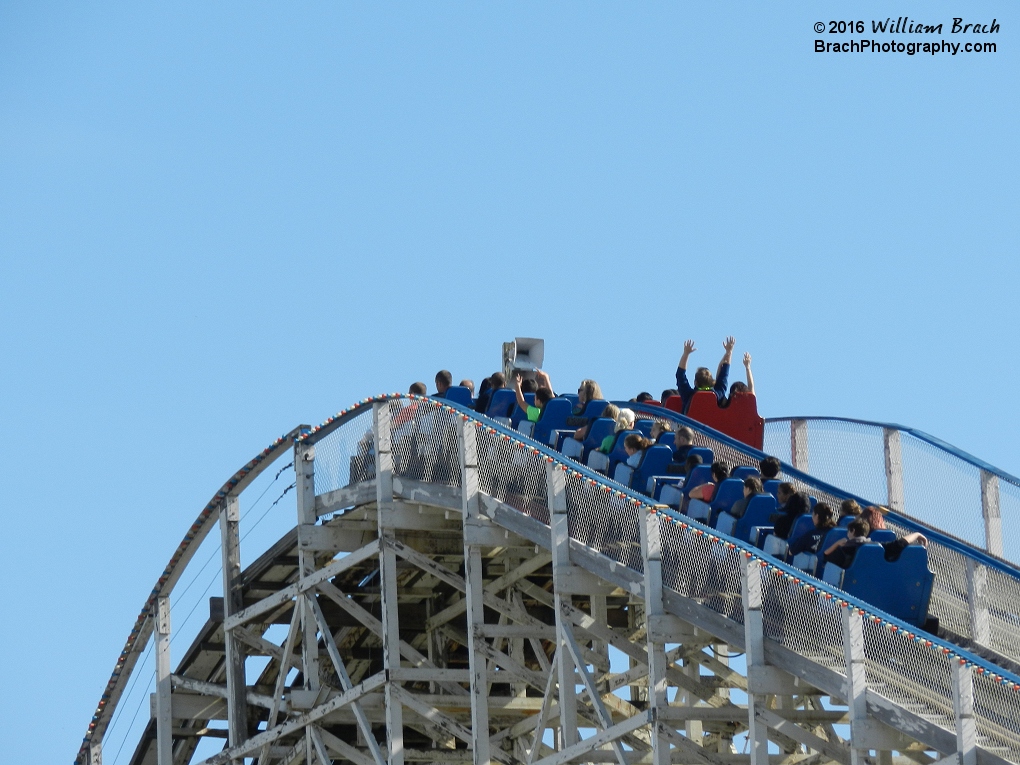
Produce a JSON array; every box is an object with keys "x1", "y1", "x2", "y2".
[
  {"x1": 154, "y1": 595, "x2": 172, "y2": 765},
  {"x1": 374, "y1": 402, "x2": 404, "y2": 765},
  {"x1": 842, "y1": 608, "x2": 869, "y2": 765},
  {"x1": 952, "y1": 661, "x2": 977, "y2": 765},
  {"x1": 295, "y1": 441, "x2": 321, "y2": 693},
  {"x1": 641, "y1": 510, "x2": 671, "y2": 765},
  {"x1": 965, "y1": 559, "x2": 990, "y2": 647},
  {"x1": 791, "y1": 420, "x2": 809, "y2": 473},
  {"x1": 981, "y1": 471, "x2": 1003, "y2": 557},
  {"x1": 883, "y1": 428, "x2": 904, "y2": 512},
  {"x1": 546, "y1": 461, "x2": 578, "y2": 749},
  {"x1": 219, "y1": 495, "x2": 248, "y2": 750},
  {"x1": 459, "y1": 420, "x2": 492, "y2": 765},
  {"x1": 740, "y1": 557, "x2": 769, "y2": 765},
  {"x1": 589, "y1": 593, "x2": 608, "y2": 692}
]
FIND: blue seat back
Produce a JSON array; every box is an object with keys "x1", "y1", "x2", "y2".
[
  {"x1": 563, "y1": 393, "x2": 580, "y2": 408},
  {"x1": 582, "y1": 400, "x2": 608, "y2": 418},
  {"x1": 710, "y1": 478, "x2": 745, "y2": 515},
  {"x1": 444, "y1": 386, "x2": 473, "y2": 407},
  {"x1": 870, "y1": 529, "x2": 898, "y2": 544},
  {"x1": 838, "y1": 515, "x2": 854, "y2": 527},
  {"x1": 820, "y1": 526, "x2": 848, "y2": 554},
  {"x1": 607, "y1": 430, "x2": 640, "y2": 477},
  {"x1": 510, "y1": 393, "x2": 536, "y2": 429},
  {"x1": 689, "y1": 447, "x2": 714, "y2": 465},
  {"x1": 841, "y1": 544, "x2": 934, "y2": 626},
  {"x1": 633, "y1": 445, "x2": 674, "y2": 496},
  {"x1": 658, "y1": 432, "x2": 676, "y2": 449},
  {"x1": 533, "y1": 397, "x2": 574, "y2": 446},
  {"x1": 787, "y1": 514, "x2": 816, "y2": 544},
  {"x1": 582, "y1": 418, "x2": 618, "y2": 460},
  {"x1": 763, "y1": 479, "x2": 782, "y2": 497},
  {"x1": 733, "y1": 494, "x2": 778, "y2": 543},
  {"x1": 709, "y1": 478, "x2": 749, "y2": 527},
  {"x1": 683, "y1": 465, "x2": 714, "y2": 498},
  {"x1": 486, "y1": 389, "x2": 517, "y2": 418},
  {"x1": 635, "y1": 419, "x2": 655, "y2": 437},
  {"x1": 731, "y1": 466, "x2": 760, "y2": 481}
]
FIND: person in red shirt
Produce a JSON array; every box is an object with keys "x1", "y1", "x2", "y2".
[{"x1": 688, "y1": 461, "x2": 730, "y2": 502}]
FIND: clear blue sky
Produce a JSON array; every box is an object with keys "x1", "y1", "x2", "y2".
[{"x1": 0, "y1": 2, "x2": 1015, "y2": 762}]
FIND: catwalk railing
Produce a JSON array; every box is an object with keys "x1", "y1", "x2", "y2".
[
  {"x1": 79, "y1": 393, "x2": 1020, "y2": 765},
  {"x1": 627, "y1": 402, "x2": 1020, "y2": 671},
  {"x1": 763, "y1": 417, "x2": 1019, "y2": 561}
]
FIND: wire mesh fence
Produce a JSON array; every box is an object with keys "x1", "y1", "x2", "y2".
[{"x1": 763, "y1": 418, "x2": 1019, "y2": 558}]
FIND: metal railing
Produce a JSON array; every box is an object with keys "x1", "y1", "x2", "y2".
[{"x1": 763, "y1": 417, "x2": 1018, "y2": 561}]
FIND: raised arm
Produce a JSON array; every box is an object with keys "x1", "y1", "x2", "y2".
[
  {"x1": 743, "y1": 352, "x2": 755, "y2": 395},
  {"x1": 512, "y1": 373, "x2": 528, "y2": 412},
  {"x1": 676, "y1": 339, "x2": 696, "y2": 393},
  {"x1": 678, "y1": 339, "x2": 696, "y2": 371},
  {"x1": 534, "y1": 370, "x2": 553, "y2": 394},
  {"x1": 720, "y1": 336, "x2": 735, "y2": 367},
  {"x1": 715, "y1": 336, "x2": 735, "y2": 393}
]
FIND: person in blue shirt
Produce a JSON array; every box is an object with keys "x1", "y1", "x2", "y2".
[{"x1": 676, "y1": 336, "x2": 736, "y2": 411}]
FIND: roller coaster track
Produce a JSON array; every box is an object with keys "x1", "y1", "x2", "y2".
[{"x1": 77, "y1": 395, "x2": 1020, "y2": 765}]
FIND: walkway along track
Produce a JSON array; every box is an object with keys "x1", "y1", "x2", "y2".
[{"x1": 80, "y1": 395, "x2": 1020, "y2": 765}]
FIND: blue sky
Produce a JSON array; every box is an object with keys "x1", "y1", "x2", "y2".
[{"x1": 0, "y1": 2, "x2": 1015, "y2": 762}]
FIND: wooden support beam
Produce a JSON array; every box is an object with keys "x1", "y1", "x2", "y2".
[
  {"x1": 740, "y1": 557, "x2": 769, "y2": 765},
  {"x1": 295, "y1": 441, "x2": 321, "y2": 696},
  {"x1": 316, "y1": 579, "x2": 468, "y2": 697},
  {"x1": 318, "y1": 726, "x2": 377, "y2": 765},
  {"x1": 459, "y1": 419, "x2": 492, "y2": 765},
  {"x1": 218, "y1": 495, "x2": 248, "y2": 754},
  {"x1": 965, "y1": 559, "x2": 990, "y2": 647},
  {"x1": 154, "y1": 596, "x2": 172, "y2": 765},
  {"x1": 842, "y1": 608, "x2": 869, "y2": 765},
  {"x1": 883, "y1": 428, "x2": 905, "y2": 513},
  {"x1": 951, "y1": 661, "x2": 977, "y2": 765},
  {"x1": 374, "y1": 401, "x2": 405, "y2": 765},
  {"x1": 980, "y1": 470, "x2": 1002, "y2": 557},
  {"x1": 640, "y1": 509, "x2": 670, "y2": 765},
  {"x1": 307, "y1": 594, "x2": 386, "y2": 765},
  {"x1": 547, "y1": 461, "x2": 579, "y2": 749},
  {"x1": 558, "y1": 617, "x2": 630, "y2": 765},
  {"x1": 223, "y1": 539, "x2": 380, "y2": 631},
  {"x1": 258, "y1": 604, "x2": 301, "y2": 765},
  {"x1": 194, "y1": 671, "x2": 387, "y2": 765},
  {"x1": 791, "y1": 420, "x2": 809, "y2": 473},
  {"x1": 531, "y1": 711, "x2": 652, "y2": 765}
]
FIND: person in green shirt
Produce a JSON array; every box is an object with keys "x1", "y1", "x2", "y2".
[
  {"x1": 599, "y1": 408, "x2": 635, "y2": 453},
  {"x1": 513, "y1": 372, "x2": 554, "y2": 423}
]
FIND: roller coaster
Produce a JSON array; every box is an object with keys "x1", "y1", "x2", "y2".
[{"x1": 77, "y1": 386, "x2": 1020, "y2": 765}]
